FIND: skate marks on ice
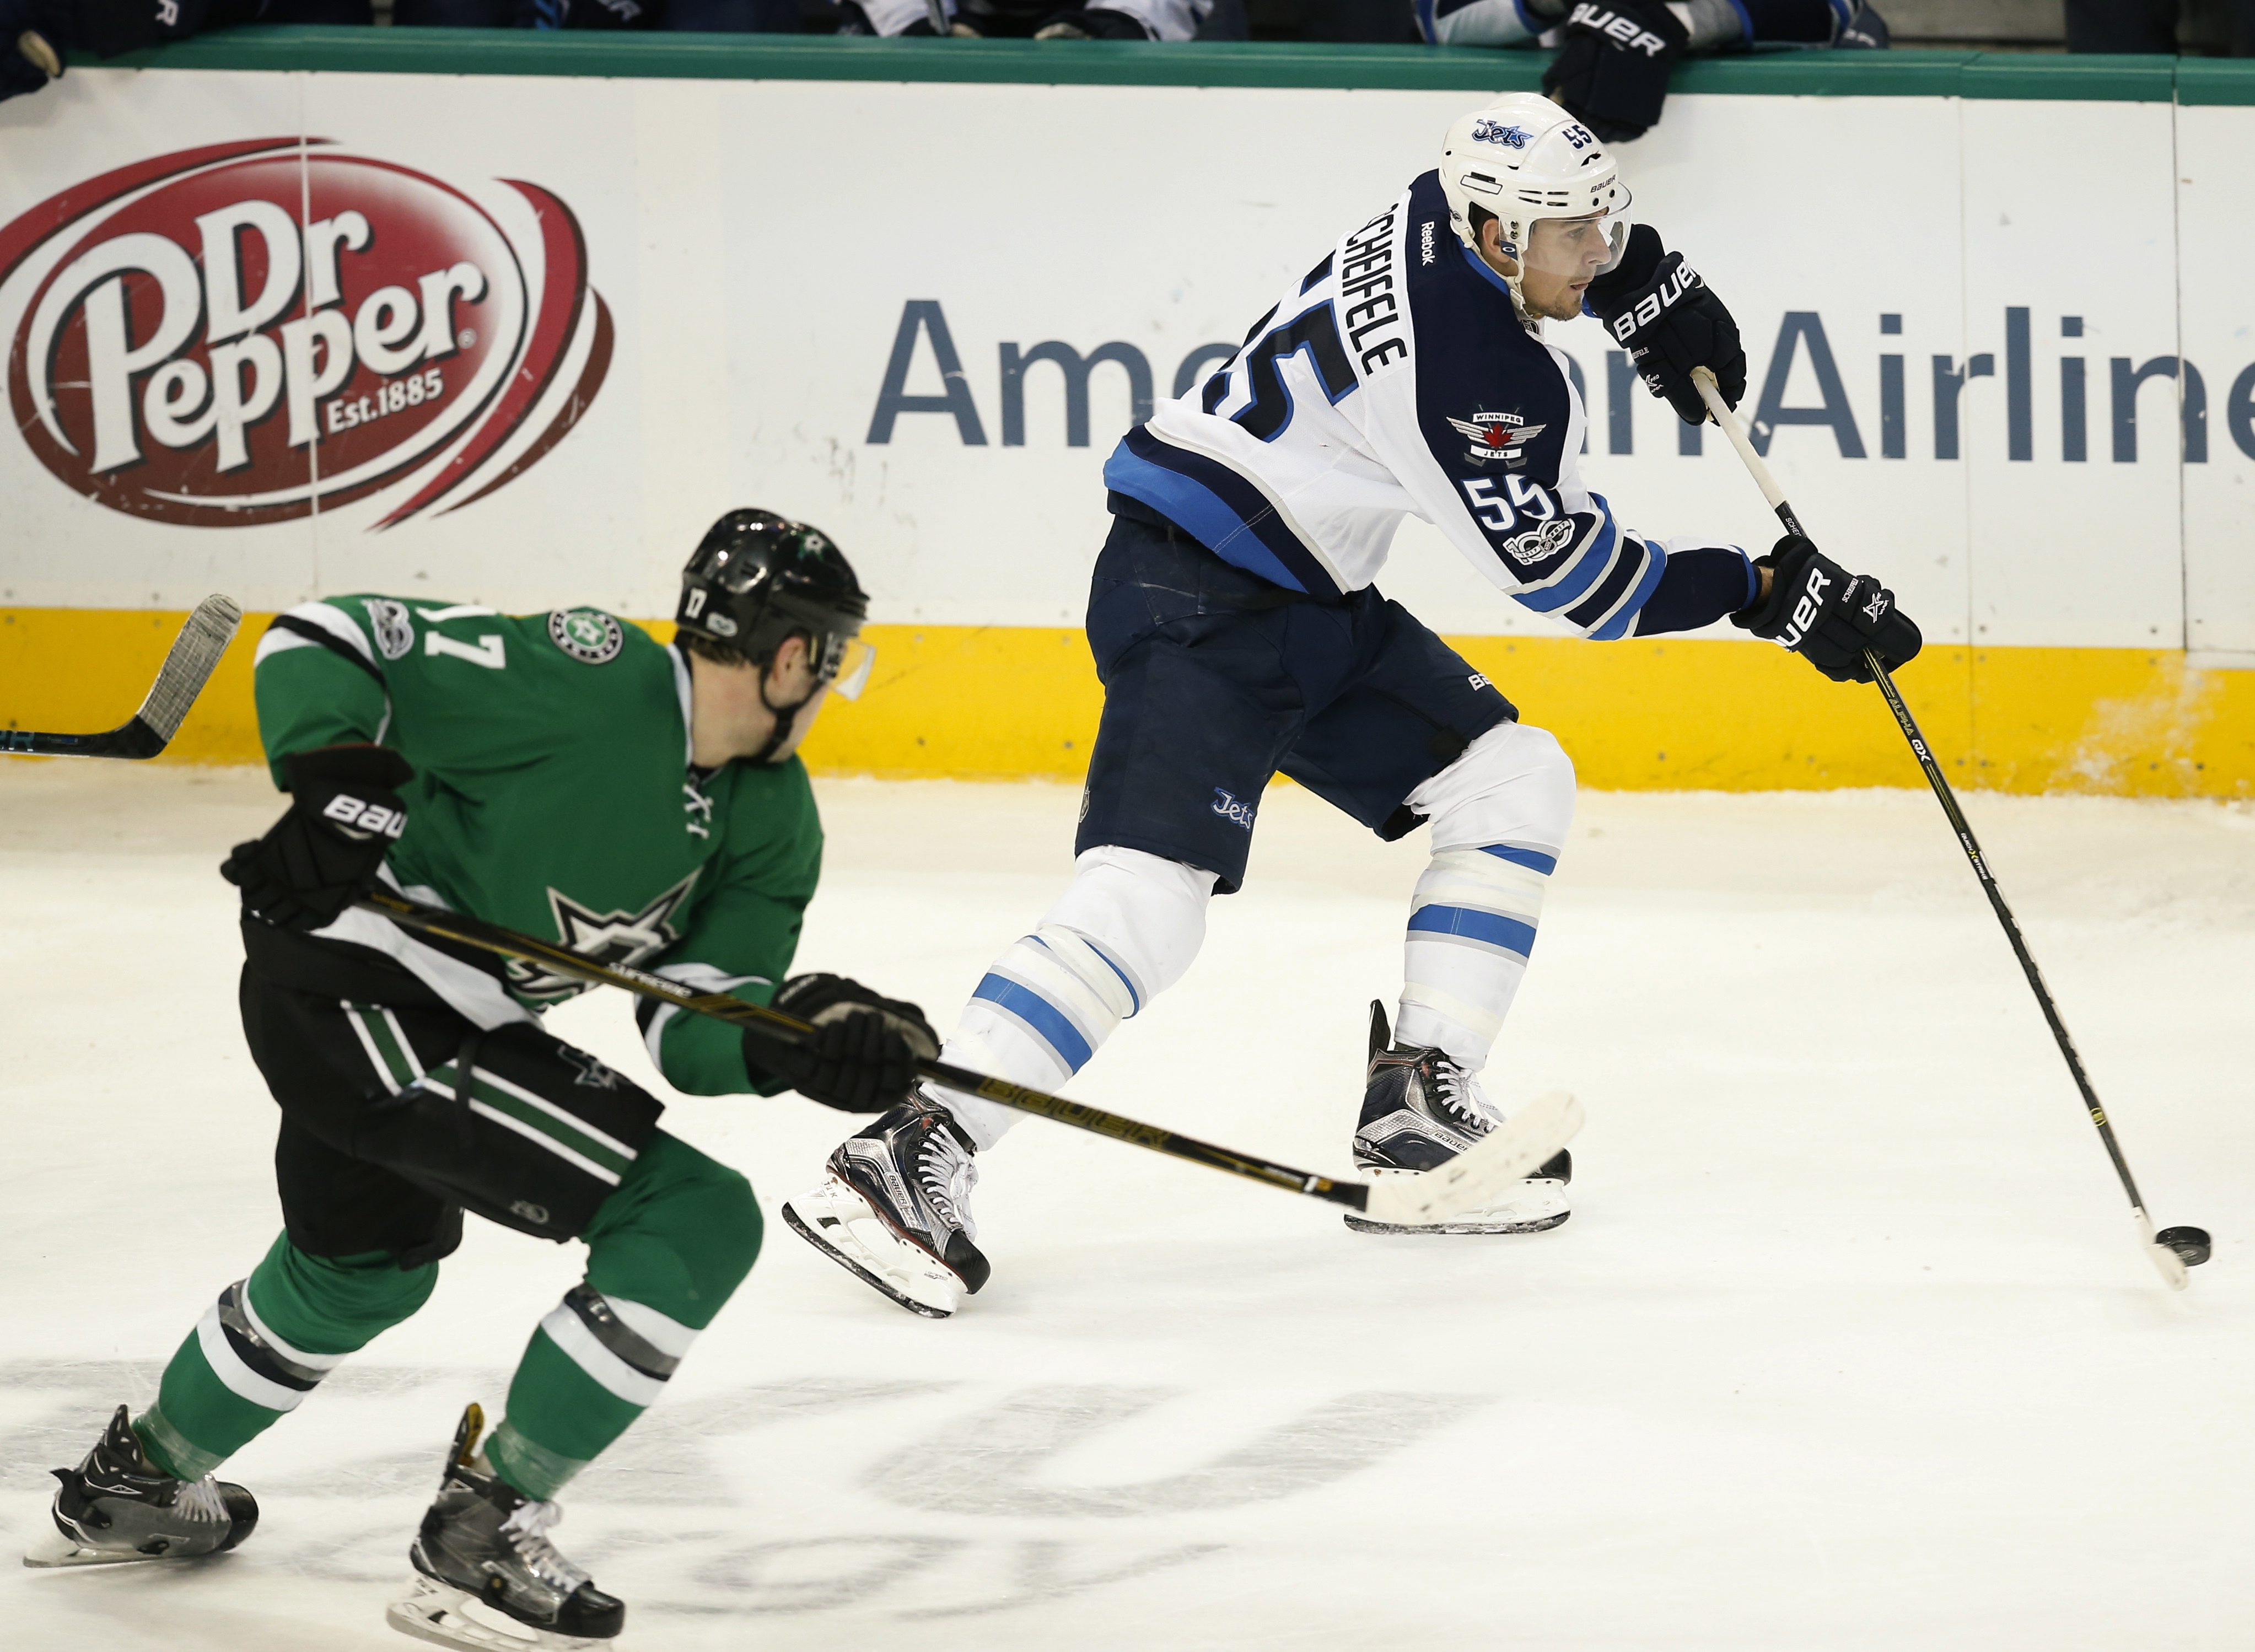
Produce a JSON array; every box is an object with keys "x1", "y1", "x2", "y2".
[
  {"x1": 868, "y1": 1384, "x2": 1487, "y2": 1518},
  {"x1": 4, "y1": 1360, "x2": 1484, "y2": 1623}
]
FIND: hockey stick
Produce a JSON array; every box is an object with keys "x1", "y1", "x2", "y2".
[
  {"x1": 1, "y1": 595, "x2": 243, "y2": 759},
  {"x1": 1689, "y1": 366, "x2": 2207, "y2": 1289},
  {"x1": 357, "y1": 890, "x2": 1582, "y2": 1227}
]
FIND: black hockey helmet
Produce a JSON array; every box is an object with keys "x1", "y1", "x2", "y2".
[{"x1": 675, "y1": 509, "x2": 874, "y2": 698}]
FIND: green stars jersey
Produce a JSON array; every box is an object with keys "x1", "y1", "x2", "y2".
[{"x1": 251, "y1": 595, "x2": 822, "y2": 1097}]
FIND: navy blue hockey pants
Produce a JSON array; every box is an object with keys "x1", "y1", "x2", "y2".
[{"x1": 1074, "y1": 510, "x2": 1517, "y2": 893}]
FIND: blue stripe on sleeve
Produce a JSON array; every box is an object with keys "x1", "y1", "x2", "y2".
[
  {"x1": 1407, "y1": 905, "x2": 1538, "y2": 959},
  {"x1": 1479, "y1": 844, "x2": 1558, "y2": 875},
  {"x1": 1509, "y1": 494, "x2": 1621, "y2": 615},
  {"x1": 1589, "y1": 540, "x2": 1670, "y2": 641},
  {"x1": 1567, "y1": 537, "x2": 1650, "y2": 633},
  {"x1": 1105, "y1": 429, "x2": 1346, "y2": 598},
  {"x1": 971, "y1": 972, "x2": 1094, "y2": 1073}
]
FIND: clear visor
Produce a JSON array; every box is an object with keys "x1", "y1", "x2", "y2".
[
  {"x1": 817, "y1": 633, "x2": 875, "y2": 701},
  {"x1": 1517, "y1": 206, "x2": 1633, "y2": 289}
]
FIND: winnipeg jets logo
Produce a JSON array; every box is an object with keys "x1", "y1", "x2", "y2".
[
  {"x1": 1447, "y1": 411, "x2": 1547, "y2": 467},
  {"x1": 1470, "y1": 119, "x2": 1531, "y2": 149},
  {"x1": 507, "y1": 872, "x2": 699, "y2": 998}
]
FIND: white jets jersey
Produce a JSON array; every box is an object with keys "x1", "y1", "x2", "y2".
[{"x1": 1104, "y1": 170, "x2": 1752, "y2": 641}]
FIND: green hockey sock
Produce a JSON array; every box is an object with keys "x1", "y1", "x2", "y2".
[
  {"x1": 134, "y1": 1233, "x2": 437, "y2": 1481},
  {"x1": 486, "y1": 1131, "x2": 760, "y2": 1501}
]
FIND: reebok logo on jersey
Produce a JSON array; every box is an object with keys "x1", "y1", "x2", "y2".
[
  {"x1": 1568, "y1": 3, "x2": 1671, "y2": 55},
  {"x1": 1210, "y1": 788, "x2": 1256, "y2": 831},
  {"x1": 1420, "y1": 220, "x2": 1437, "y2": 267},
  {"x1": 321, "y1": 794, "x2": 406, "y2": 840}
]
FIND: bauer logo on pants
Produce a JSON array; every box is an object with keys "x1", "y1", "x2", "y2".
[{"x1": 0, "y1": 139, "x2": 612, "y2": 529}]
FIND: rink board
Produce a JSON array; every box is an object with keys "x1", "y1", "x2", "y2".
[{"x1": 1, "y1": 42, "x2": 2251, "y2": 793}]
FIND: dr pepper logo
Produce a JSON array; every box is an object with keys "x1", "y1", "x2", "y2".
[{"x1": 0, "y1": 137, "x2": 611, "y2": 528}]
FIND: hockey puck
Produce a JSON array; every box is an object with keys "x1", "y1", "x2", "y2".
[{"x1": 2156, "y1": 1226, "x2": 2212, "y2": 1267}]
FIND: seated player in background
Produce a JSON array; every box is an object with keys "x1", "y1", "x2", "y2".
[
  {"x1": 1419, "y1": 2, "x2": 1891, "y2": 144},
  {"x1": 783, "y1": 92, "x2": 1921, "y2": 1318},
  {"x1": 838, "y1": 0, "x2": 1235, "y2": 37},
  {"x1": 25, "y1": 512, "x2": 938, "y2": 1652}
]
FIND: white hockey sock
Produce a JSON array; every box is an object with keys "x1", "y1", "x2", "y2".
[
  {"x1": 932, "y1": 846, "x2": 1215, "y2": 1150},
  {"x1": 1397, "y1": 843, "x2": 1554, "y2": 1068},
  {"x1": 1393, "y1": 722, "x2": 1575, "y2": 1072}
]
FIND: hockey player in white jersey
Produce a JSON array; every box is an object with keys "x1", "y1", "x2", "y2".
[{"x1": 785, "y1": 93, "x2": 1924, "y2": 1317}]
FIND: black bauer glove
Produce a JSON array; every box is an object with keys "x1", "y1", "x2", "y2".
[
  {"x1": 1732, "y1": 536, "x2": 1923, "y2": 685},
  {"x1": 1541, "y1": 1, "x2": 1688, "y2": 144},
  {"x1": 743, "y1": 973, "x2": 940, "y2": 1113},
  {"x1": 1583, "y1": 223, "x2": 1746, "y2": 427},
  {"x1": 221, "y1": 744, "x2": 413, "y2": 932}
]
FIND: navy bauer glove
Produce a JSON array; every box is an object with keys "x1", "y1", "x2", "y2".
[
  {"x1": 1732, "y1": 536, "x2": 1923, "y2": 685},
  {"x1": 222, "y1": 744, "x2": 413, "y2": 932},
  {"x1": 1584, "y1": 224, "x2": 1747, "y2": 427}
]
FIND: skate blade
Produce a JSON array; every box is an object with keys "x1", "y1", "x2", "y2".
[
  {"x1": 782, "y1": 1181, "x2": 966, "y2": 1320},
  {"x1": 387, "y1": 1574, "x2": 602, "y2": 1652},
  {"x1": 1356, "y1": 1091, "x2": 1583, "y2": 1229},
  {"x1": 22, "y1": 1528, "x2": 154, "y2": 1568},
  {"x1": 1344, "y1": 1207, "x2": 1571, "y2": 1236}
]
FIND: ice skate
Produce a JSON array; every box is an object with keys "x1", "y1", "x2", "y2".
[
  {"x1": 782, "y1": 1093, "x2": 989, "y2": 1318},
  {"x1": 1346, "y1": 1003, "x2": 1572, "y2": 1236},
  {"x1": 24, "y1": 1404, "x2": 259, "y2": 1568},
  {"x1": 386, "y1": 1404, "x2": 622, "y2": 1651}
]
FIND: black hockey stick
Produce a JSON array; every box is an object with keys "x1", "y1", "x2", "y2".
[
  {"x1": 1, "y1": 595, "x2": 243, "y2": 758},
  {"x1": 357, "y1": 890, "x2": 1581, "y2": 1226},
  {"x1": 1691, "y1": 367, "x2": 2207, "y2": 1289}
]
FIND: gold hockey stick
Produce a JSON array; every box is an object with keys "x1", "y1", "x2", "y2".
[{"x1": 358, "y1": 890, "x2": 1581, "y2": 1228}]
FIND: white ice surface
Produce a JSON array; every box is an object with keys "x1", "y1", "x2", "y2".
[{"x1": 2, "y1": 765, "x2": 2251, "y2": 1651}]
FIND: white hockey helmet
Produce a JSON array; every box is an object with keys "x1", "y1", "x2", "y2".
[{"x1": 1439, "y1": 94, "x2": 1632, "y2": 303}]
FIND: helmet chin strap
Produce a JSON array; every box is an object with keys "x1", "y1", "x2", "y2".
[{"x1": 750, "y1": 664, "x2": 818, "y2": 766}]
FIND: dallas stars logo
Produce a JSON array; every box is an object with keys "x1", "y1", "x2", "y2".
[{"x1": 507, "y1": 872, "x2": 699, "y2": 998}]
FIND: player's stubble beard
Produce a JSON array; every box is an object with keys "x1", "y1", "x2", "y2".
[{"x1": 687, "y1": 642, "x2": 827, "y2": 767}]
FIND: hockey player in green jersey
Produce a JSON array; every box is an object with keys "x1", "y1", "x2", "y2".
[{"x1": 26, "y1": 510, "x2": 938, "y2": 1651}]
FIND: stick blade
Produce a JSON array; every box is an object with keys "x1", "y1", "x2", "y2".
[
  {"x1": 1359, "y1": 1091, "x2": 1585, "y2": 1228},
  {"x1": 2136, "y1": 1212, "x2": 2189, "y2": 1291},
  {"x1": 133, "y1": 594, "x2": 243, "y2": 744}
]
